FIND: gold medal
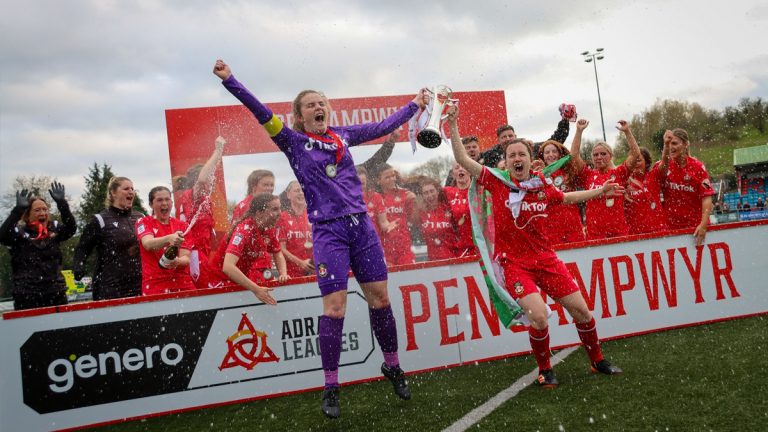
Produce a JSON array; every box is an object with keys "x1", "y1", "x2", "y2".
[
  {"x1": 325, "y1": 164, "x2": 337, "y2": 178},
  {"x1": 606, "y1": 198, "x2": 615, "y2": 208}
]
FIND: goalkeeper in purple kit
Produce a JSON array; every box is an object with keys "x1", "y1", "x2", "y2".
[{"x1": 213, "y1": 60, "x2": 427, "y2": 419}]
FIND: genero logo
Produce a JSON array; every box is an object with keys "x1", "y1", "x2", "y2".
[
  {"x1": 219, "y1": 313, "x2": 279, "y2": 370},
  {"x1": 20, "y1": 311, "x2": 217, "y2": 414},
  {"x1": 48, "y1": 343, "x2": 183, "y2": 393}
]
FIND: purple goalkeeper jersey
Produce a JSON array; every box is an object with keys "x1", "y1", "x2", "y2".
[{"x1": 223, "y1": 75, "x2": 418, "y2": 223}]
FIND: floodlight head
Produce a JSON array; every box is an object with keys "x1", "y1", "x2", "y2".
[
  {"x1": 596, "y1": 55, "x2": 604, "y2": 60},
  {"x1": 596, "y1": 48, "x2": 604, "y2": 52},
  {"x1": 580, "y1": 51, "x2": 589, "y2": 56},
  {"x1": 585, "y1": 58, "x2": 593, "y2": 63}
]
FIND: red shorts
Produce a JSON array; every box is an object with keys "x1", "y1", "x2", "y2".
[{"x1": 499, "y1": 254, "x2": 579, "y2": 300}]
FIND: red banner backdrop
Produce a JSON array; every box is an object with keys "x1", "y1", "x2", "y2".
[{"x1": 165, "y1": 91, "x2": 507, "y2": 232}]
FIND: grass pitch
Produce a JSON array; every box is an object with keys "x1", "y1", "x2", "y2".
[{"x1": 95, "y1": 315, "x2": 767, "y2": 432}]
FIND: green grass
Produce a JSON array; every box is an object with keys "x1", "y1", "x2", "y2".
[
  {"x1": 690, "y1": 127, "x2": 768, "y2": 179},
  {"x1": 94, "y1": 315, "x2": 767, "y2": 432}
]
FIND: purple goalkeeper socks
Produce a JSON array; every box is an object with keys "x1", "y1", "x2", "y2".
[
  {"x1": 369, "y1": 305, "x2": 400, "y2": 367},
  {"x1": 319, "y1": 315, "x2": 344, "y2": 388}
]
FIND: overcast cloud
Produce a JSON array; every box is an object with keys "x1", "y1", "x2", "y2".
[{"x1": 1, "y1": 0, "x2": 766, "y2": 210}]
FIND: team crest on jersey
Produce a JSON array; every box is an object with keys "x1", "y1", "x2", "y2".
[
  {"x1": 318, "y1": 263, "x2": 328, "y2": 278},
  {"x1": 262, "y1": 269, "x2": 273, "y2": 280},
  {"x1": 263, "y1": 236, "x2": 270, "y2": 244},
  {"x1": 537, "y1": 191, "x2": 546, "y2": 201},
  {"x1": 394, "y1": 195, "x2": 401, "y2": 202},
  {"x1": 513, "y1": 281, "x2": 524, "y2": 295}
]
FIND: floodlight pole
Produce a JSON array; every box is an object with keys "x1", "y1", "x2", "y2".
[{"x1": 582, "y1": 49, "x2": 607, "y2": 142}]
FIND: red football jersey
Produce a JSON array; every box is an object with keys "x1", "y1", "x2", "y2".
[
  {"x1": 663, "y1": 156, "x2": 715, "y2": 229},
  {"x1": 136, "y1": 216, "x2": 195, "y2": 295},
  {"x1": 210, "y1": 220, "x2": 281, "y2": 285},
  {"x1": 444, "y1": 186, "x2": 477, "y2": 256},
  {"x1": 380, "y1": 188, "x2": 415, "y2": 265},
  {"x1": 577, "y1": 164, "x2": 630, "y2": 240},
  {"x1": 625, "y1": 165, "x2": 667, "y2": 235},
  {"x1": 543, "y1": 168, "x2": 585, "y2": 244},
  {"x1": 363, "y1": 190, "x2": 386, "y2": 235},
  {"x1": 478, "y1": 168, "x2": 564, "y2": 263},
  {"x1": 276, "y1": 209, "x2": 313, "y2": 277},
  {"x1": 420, "y1": 202, "x2": 459, "y2": 261},
  {"x1": 231, "y1": 195, "x2": 253, "y2": 224}
]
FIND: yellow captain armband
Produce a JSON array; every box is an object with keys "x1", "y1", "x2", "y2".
[{"x1": 263, "y1": 114, "x2": 283, "y2": 137}]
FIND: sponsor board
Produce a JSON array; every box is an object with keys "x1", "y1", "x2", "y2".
[{"x1": 0, "y1": 222, "x2": 766, "y2": 430}]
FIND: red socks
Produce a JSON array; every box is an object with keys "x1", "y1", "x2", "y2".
[
  {"x1": 575, "y1": 317, "x2": 604, "y2": 364},
  {"x1": 528, "y1": 326, "x2": 552, "y2": 371}
]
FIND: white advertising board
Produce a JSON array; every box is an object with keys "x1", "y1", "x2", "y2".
[{"x1": 0, "y1": 222, "x2": 765, "y2": 431}]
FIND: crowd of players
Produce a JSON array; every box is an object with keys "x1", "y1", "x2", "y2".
[{"x1": 0, "y1": 105, "x2": 714, "y2": 311}]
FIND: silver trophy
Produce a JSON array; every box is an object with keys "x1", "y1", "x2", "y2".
[{"x1": 416, "y1": 85, "x2": 454, "y2": 149}]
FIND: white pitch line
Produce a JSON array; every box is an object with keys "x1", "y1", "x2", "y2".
[{"x1": 442, "y1": 347, "x2": 578, "y2": 432}]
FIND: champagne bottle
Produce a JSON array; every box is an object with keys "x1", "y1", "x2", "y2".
[{"x1": 158, "y1": 231, "x2": 182, "y2": 269}]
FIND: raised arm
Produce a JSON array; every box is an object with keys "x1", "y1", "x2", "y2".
[
  {"x1": 447, "y1": 106, "x2": 482, "y2": 177},
  {"x1": 549, "y1": 117, "x2": 570, "y2": 144},
  {"x1": 617, "y1": 120, "x2": 641, "y2": 168},
  {"x1": 343, "y1": 90, "x2": 427, "y2": 145},
  {"x1": 0, "y1": 190, "x2": 29, "y2": 245},
  {"x1": 569, "y1": 119, "x2": 589, "y2": 172},
  {"x1": 214, "y1": 59, "x2": 295, "y2": 151},
  {"x1": 193, "y1": 136, "x2": 226, "y2": 200},
  {"x1": 359, "y1": 130, "x2": 397, "y2": 176},
  {"x1": 656, "y1": 130, "x2": 672, "y2": 177},
  {"x1": 49, "y1": 181, "x2": 77, "y2": 241}
]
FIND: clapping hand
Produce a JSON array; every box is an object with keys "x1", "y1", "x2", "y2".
[
  {"x1": 49, "y1": 181, "x2": 66, "y2": 203},
  {"x1": 15, "y1": 189, "x2": 32, "y2": 209}
]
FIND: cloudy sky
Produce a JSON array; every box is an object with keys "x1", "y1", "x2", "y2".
[{"x1": 1, "y1": 0, "x2": 766, "y2": 211}]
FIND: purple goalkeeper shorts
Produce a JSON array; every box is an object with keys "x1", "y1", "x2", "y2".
[{"x1": 311, "y1": 212, "x2": 388, "y2": 296}]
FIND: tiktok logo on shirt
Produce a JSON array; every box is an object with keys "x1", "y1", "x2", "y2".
[
  {"x1": 386, "y1": 206, "x2": 404, "y2": 214},
  {"x1": 520, "y1": 202, "x2": 548, "y2": 212},
  {"x1": 666, "y1": 182, "x2": 695, "y2": 192},
  {"x1": 422, "y1": 220, "x2": 451, "y2": 229}
]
